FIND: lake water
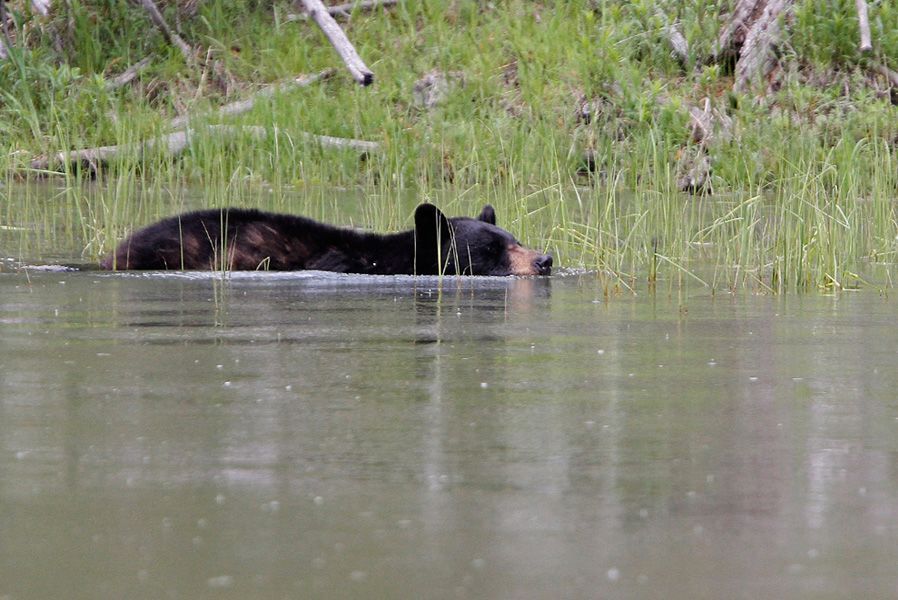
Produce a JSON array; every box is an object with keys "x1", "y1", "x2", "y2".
[{"x1": 1, "y1": 269, "x2": 898, "y2": 599}]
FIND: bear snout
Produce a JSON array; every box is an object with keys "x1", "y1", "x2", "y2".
[
  {"x1": 508, "y1": 245, "x2": 552, "y2": 276},
  {"x1": 534, "y1": 254, "x2": 553, "y2": 275}
]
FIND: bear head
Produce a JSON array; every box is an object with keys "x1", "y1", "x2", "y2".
[{"x1": 413, "y1": 204, "x2": 552, "y2": 276}]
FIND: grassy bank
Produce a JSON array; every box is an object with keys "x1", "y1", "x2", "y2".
[{"x1": 1, "y1": 0, "x2": 897, "y2": 292}]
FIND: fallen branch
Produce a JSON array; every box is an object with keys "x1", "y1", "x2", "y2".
[
  {"x1": 287, "y1": 0, "x2": 399, "y2": 21},
  {"x1": 299, "y1": 0, "x2": 374, "y2": 85},
  {"x1": 30, "y1": 125, "x2": 379, "y2": 172},
  {"x1": 131, "y1": 0, "x2": 193, "y2": 62},
  {"x1": 855, "y1": 0, "x2": 872, "y2": 53},
  {"x1": 169, "y1": 68, "x2": 334, "y2": 129},
  {"x1": 106, "y1": 56, "x2": 153, "y2": 91}
]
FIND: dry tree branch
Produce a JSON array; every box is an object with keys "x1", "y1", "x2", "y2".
[{"x1": 298, "y1": 0, "x2": 374, "y2": 85}]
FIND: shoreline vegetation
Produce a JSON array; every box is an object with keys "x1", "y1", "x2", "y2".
[{"x1": 1, "y1": 0, "x2": 897, "y2": 292}]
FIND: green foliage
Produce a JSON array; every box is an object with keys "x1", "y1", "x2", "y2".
[
  {"x1": 792, "y1": 0, "x2": 898, "y2": 66},
  {"x1": 0, "y1": 49, "x2": 115, "y2": 148}
]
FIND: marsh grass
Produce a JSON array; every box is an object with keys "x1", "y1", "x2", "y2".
[
  {"x1": 1, "y1": 0, "x2": 896, "y2": 290},
  {"x1": 3, "y1": 149, "x2": 896, "y2": 293}
]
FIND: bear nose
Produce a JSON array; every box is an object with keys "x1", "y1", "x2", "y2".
[{"x1": 534, "y1": 254, "x2": 553, "y2": 275}]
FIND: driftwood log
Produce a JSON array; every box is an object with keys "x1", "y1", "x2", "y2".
[
  {"x1": 653, "y1": 9, "x2": 689, "y2": 67},
  {"x1": 30, "y1": 125, "x2": 380, "y2": 172},
  {"x1": 312, "y1": 0, "x2": 398, "y2": 17},
  {"x1": 298, "y1": 0, "x2": 374, "y2": 85},
  {"x1": 709, "y1": 0, "x2": 797, "y2": 92}
]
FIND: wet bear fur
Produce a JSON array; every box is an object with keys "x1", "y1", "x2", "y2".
[{"x1": 101, "y1": 203, "x2": 552, "y2": 276}]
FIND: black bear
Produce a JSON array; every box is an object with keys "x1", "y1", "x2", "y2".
[{"x1": 101, "y1": 203, "x2": 553, "y2": 276}]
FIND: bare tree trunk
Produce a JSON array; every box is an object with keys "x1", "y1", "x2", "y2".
[{"x1": 299, "y1": 0, "x2": 374, "y2": 86}]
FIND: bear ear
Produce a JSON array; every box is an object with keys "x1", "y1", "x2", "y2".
[
  {"x1": 414, "y1": 204, "x2": 454, "y2": 275},
  {"x1": 477, "y1": 204, "x2": 496, "y2": 225}
]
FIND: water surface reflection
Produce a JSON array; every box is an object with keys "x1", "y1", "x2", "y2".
[{"x1": 1, "y1": 272, "x2": 897, "y2": 599}]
